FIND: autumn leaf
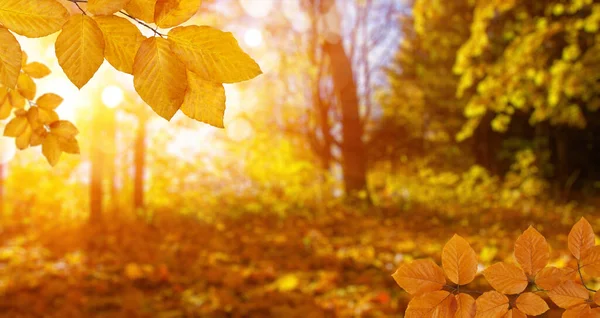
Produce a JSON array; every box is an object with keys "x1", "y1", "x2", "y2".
[
  {"x1": 595, "y1": 291, "x2": 600, "y2": 306},
  {"x1": 475, "y1": 291, "x2": 509, "y2": 318},
  {"x1": 581, "y1": 245, "x2": 600, "y2": 276},
  {"x1": 42, "y1": 134, "x2": 62, "y2": 166},
  {"x1": 95, "y1": 15, "x2": 146, "y2": 74},
  {"x1": 483, "y1": 262, "x2": 528, "y2": 294},
  {"x1": 0, "y1": 27, "x2": 22, "y2": 88},
  {"x1": 180, "y1": 71, "x2": 226, "y2": 128},
  {"x1": 441, "y1": 234, "x2": 478, "y2": 286},
  {"x1": 535, "y1": 266, "x2": 575, "y2": 290},
  {"x1": 4, "y1": 115, "x2": 28, "y2": 137},
  {"x1": 22, "y1": 62, "x2": 51, "y2": 79},
  {"x1": 133, "y1": 37, "x2": 188, "y2": 120},
  {"x1": 168, "y1": 25, "x2": 262, "y2": 83},
  {"x1": 17, "y1": 73, "x2": 36, "y2": 100},
  {"x1": 455, "y1": 293, "x2": 476, "y2": 318},
  {"x1": 515, "y1": 292, "x2": 549, "y2": 315},
  {"x1": 155, "y1": 0, "x2": 202, "y2": 29},
  {"x1": 55, "y1": 15, "x2": 106, "y2": 89},
  {"x1": 49, "y1": 121, "x2": 78, "y2": 139},
  {"x1": 562, "y1": 304, "x2": 598, "y2": 318},
  {"x1": 0, "y1": 0, "x2": 69, "y2": 38},
  {"x1": 0, "y1": 93, "x2": 10, "y2": 120},
  {"x1": 502, "y1": 309, "x2": 526, "y2": 318},
  {"x1": 514, "y1": 226, "x2": 549, "y2": 277},
  {"x1": 405, "y1": 290, "x2": 456, "y2": 318},
  {"x1": 8, "y1": 90, "x2": 25, "y2": 108},
  {"x1": 15, "y1": 125, "x2": 31, "y2": 150},
  {"x1": 88, "y1": 0, "x2": 132, "y2": 16},
  {"x1": 125, "y1": 0, "x2": 157, "y2": 23},
  {"x1": 36, "y1": 94, "x2": 63, "y2": 110},
  {"x1": 392, "y1": 259, "x2": 446, "y2": 296},
  {"x1": 546, "y1": 280, "x2": 589, "y2": 309},
  {"x1": 568, "y1": 217, "x2": 595, "y2": 260}
]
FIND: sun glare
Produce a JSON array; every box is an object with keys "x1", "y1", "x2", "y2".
[
  {"x1": 0, "y1": 137, "x2": 16, "y2": 164},
  {"x1": 102, "y1": 85, "x2": 124, "y2": 109},
  {"x1": 244, "y1": 28, "x2": 263, "y2": 48},
  {"x1": 239, "y1": 0, "x2": 273, "y2": 18}
]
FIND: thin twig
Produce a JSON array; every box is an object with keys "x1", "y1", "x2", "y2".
[
  {"x1": 577, "y1": 261, "x2": 598, "y2": 292},
  {"x1": 118, "y1": 11, "x2": 166, "y2": 38},
  {"x1": 73, "y1": 2, "x2": 86, "y2": 15}
]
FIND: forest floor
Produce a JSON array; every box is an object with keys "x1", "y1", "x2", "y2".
[{"x1": 0, "y1": 204, "x2": 594, "y2": 317}]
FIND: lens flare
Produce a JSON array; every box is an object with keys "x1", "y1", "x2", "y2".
[
  {"x1": 244, "y1": 28, "x2": 263, "y2": 48},
  {"x1": 102, "y1": 85, "x2": 124, "y2": 109}
]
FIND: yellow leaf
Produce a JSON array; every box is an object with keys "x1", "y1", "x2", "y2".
[
  {"x1": 0, "y1": 96, "x2": 11, "y2": 120},
  {"x1": 50, "y1": 120, "x2": 78, "y2": 139},
  {"x1": 475, "y1": 291, "x2": 509, "y2": 318},
  {"x1": 55, "y1": 14, "x2": 105, "y2": 89},
  {"x1": 515, "y1": 292, "x2": 549, "y2": 315},
  {"x1": 0, "y1": 0, "x2": 69, "y2": 38},
  {"x1": 125, "y1": 0, "x2": 156, "y2": 23},
  {"x1": 514, "y1": 226, "x2": 549, "y2": 277},
  {"x1": 95, "y1": 15, "x2": 145, "y2": 74},
  {"x1": 21, "y1": 50, "x2": 27, "y2": 67},
  {"x1": 406, "y1": 290, "x2": 456, "y2": 318},
  {"x1": 442, "y1": 234, "x2": 478, "y2": 286},
  {"x1": 17, "y1": 73, "x2": 36, "y2": 100},
  {"x1": 15, "y1": 124, "x2": 31, "y2": 150},
  {"x1": 30, "y1": 130, "x2": 46, "y2": 147},
  {"x1": 392, "y1": 259, "x2": 446, "y2": 296},
  {"x1": 0, "y1": 27, "x2": 22, "y2": 88},
  {"x1": 133, "y1": 37, "x2": 188, "y2": 120},
  {"x1": 42, "y1": 133, "x2": 62, "y2": 166},
  {"x1": 22, "y1": 62, "x2": 51, "y2": 78},
  {"x1": 568, "y1": 217, "x2": 595, "y2": 260},
  {"x1": 483, "y1": 262, "x2": 528, "y2": 294},
  {"x1": 88, "y1": 0, "x2": 132, "y2": 15},
  {"x1": 455, "y1": 293, "x2": 476, "y2": 318},
  {"x1": 155, "y1": 0, "x2": 202, "y2": 28},
  {"x1": 58, "y1": 137, "x2": 80, "y2": 154},
  {"x1": 36, "y1": 93, "x2": 63, "y2": 110},
  {"x1": 3, "y1": 115, "x2": 28, "y2": 137},
  {"x1": 168, "y1": 25, "x2": 262, "y2": 83},
  {"x1": 547, "y1": 280, "x2": 589, "y2": 309},
  {"x1": 8, "y1": 91, "x2": 24, "y2": 110},
  {"x1": 181, "y1": 71, "x2": 226, "y2": 128}
]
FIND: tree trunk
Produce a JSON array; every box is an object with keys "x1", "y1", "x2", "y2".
[
  {"x1": 90, "y1": 107, "x2": 103, "y2": 224},
  {"x1": 133, "y1": 119, "x2": 146, "y2": 210},
  {"x1": 323, "y1": 40, "x2": 368, "y2": 195}
]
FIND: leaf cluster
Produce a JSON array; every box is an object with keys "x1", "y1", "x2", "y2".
[
  {"x1": 393, "y1": 218, "x2": 600, "y2": 317},
  {"x1": 0, "y1": 0, "x2": 261, "y2": 165}
]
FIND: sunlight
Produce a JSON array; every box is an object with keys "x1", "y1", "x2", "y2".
[
  {"x1": 244, "y1": 28, "x2": 263, "y2": 48},
  {"x1": 102, "y1": 85, "x2": 124, "y2": 109},
  {"x1": 239, "y1": 0, "x2": 273, "y2": 18},
  {"x1": 226, "y1": 117, "x2": 254, "y2": 141},
  {"x1": 0, "y1": 137, "x2": 16, "y2": 164}
]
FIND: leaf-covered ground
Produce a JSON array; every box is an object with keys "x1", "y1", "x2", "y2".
[{"x1": 0, "y1": 205, "x2": 595, "y2": 317}]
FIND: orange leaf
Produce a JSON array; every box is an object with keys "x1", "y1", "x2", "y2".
[
  {"x1": 568, "y1": 217, "x2": 595, "y2": 260},
  {"x1": 442, "y1": 234, "x2": 478, "y2": 285},
  {"x1": 514, "y1": 226, "x2": 549, "y2": 277},
  {"x1": 581, "y1": 245, "x2": 600, "y2": 277},
  {"x1": 535, "y1": 266, "x2": 576, "y2": 290},
  {"x1": 483, "y1": 262, "x2": 528, "y2": 294},
  {"x1": 595, "y1": 291, "x2": 600, "y2": 306},
  {"x1": 502, "y1": 309, "x2": 526, "y2": 318},
  {"x1": 392, "y1": 259, "x2": 446, "y2": 296},
  {"x1": 405, "y1": 290, "x2": 456, "y2": 318},
  {"x1": 515, "y1": 292, "x2": 549, "y2": 315},
  {"x1": 547, "y1": 280, "x2": 589, "y2": 309},
  {"x1": 475, "y1": 291, "x2": 509, "y2": 318},
  {"x1": 562, "y1": 304, "x2": 594, "y2": 318},
  {"x1": 455, "y1": 293, "x2": 476, "y2": 318}
]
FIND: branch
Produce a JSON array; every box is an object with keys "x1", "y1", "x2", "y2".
[
  {"x1": 118, "y1": 11, "x2": 166, "y2": 38},
  {"x1": 577, "y1": 261, "x2": 598, "y2": 292}
]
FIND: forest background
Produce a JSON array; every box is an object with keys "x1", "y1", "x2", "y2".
[{"x1": 0, "y1": 0, "x2": 599, "y2": 316}]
